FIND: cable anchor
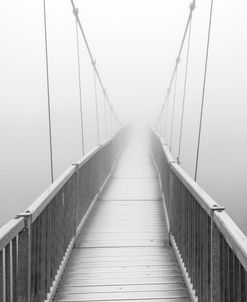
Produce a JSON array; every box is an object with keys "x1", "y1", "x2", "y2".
[
  {"x1": 73, "y1": 7, "x2": 79, "y2": 16},
  {"x1": 92, "y1": 60, "x2": 96, "y2": 69},
  {"x1": 190, "y1": 1, "x2": 196, "y2": 11}
]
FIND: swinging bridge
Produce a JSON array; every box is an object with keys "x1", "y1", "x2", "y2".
[{"x1": 1, "y1": 1, "x2": 247, "y2": 301}]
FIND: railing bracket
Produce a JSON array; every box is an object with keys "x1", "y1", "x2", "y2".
[
  {"x1": 16, "y1": 210, "x2": 32, "y2": 228},
  {"x1": 210, "y1": 205, "x2": 225, "y2": 217}
]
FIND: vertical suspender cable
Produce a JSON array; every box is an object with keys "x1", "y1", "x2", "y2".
[
  {"x1": 93, "y1": 65, "x2": 100, "y2": 145},
  {"x1": 75, "y1": 12, "x2": 85, "y2": 155},
  {"x1": 160, "y1": 110, "x2": 166, "y2": 138},
  {"x1": 163, "y1": 91, "x2": 170, "y2": 143},
  {"x1": 43, "y1": 0, "x2": 54, "y2": 183},
  {"x1": 169, "y1": 66, "x2": 179, "y2": 151},
  {"x1": 194, "y1": 0, "x2": 214, "y2": 181},
  {"x1": 103, "y1": 90, "x2": 107, "y2": 139},
  {"x1": 177, "y1": 19, "x2": 192, "y2": 163},
  {"x1": 110, "y1": 107, "x2": 113, "y2": 137}
]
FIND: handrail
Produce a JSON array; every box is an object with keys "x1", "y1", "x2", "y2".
[
  {"x1": 171, "y1": 163, "x2": 218, "y2": 216},
  {"x1": 26, "y1": 166, "x2": 76, "y2": 223},
  {"x1": 214, "y1": 211, "x2": 247, "y2": 272},
  {"x1": 24, "y1": 132, "x2": 121, "y2": 223},
  {"x1": 0, "y1": 218, "x2": 25, "y2": 251},
  {"x1": 151, "y1": 129, "x2": 247, "y2": 301},
  {"x1": 77, "y1": 135, "x2": 113, "y2": 169}
]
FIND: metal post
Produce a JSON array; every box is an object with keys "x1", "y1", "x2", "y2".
[
  {"x1": 16, "y1": 211, "x2": 32, "y2": 302},
  {"x1": 210, "y1": 206, "x2": 224, "y2": 302},
  {"x1": 73, "y1": 163, "x2": 79, "y2": 247},
  {"x1": 168, "y1": 165, "x2": 174, "y2": 243}
]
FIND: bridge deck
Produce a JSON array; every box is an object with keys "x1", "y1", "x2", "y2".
[{"x1": 54, "y1": 131, "x2": 190, "y2": 302}]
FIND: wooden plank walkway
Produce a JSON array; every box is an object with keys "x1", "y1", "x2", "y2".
[{"x1": 54, "y1": 130, "x2": 190, "y2": 302}]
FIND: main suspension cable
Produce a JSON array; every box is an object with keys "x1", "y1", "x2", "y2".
[
  {"x1": 156, "y1": 0, "x2": 196, "y2": 128},
  {"x1": 71, "y1": 0, "x2": 121, "y2": 127},
  {"x1": 194, "y1": 0, "x2": 214, "y2": 181},
  {"x1": 177, "y1": 18, "x2": 192, "y2": 163},
  {"x1": 75, "y1": 15, "x2": 85, "y2": 155},
  {"x1": 43, "y1": 0, "x2": 54, "y2": 183}
]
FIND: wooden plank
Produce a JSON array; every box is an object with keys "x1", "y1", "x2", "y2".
[
  {"x1": 77, "y1": 239, "x2": 168, "y2": 248},
  {"x1": 55, "y1": 298, "x2": 190, "y2": 302},
  {"x1": 62, "y1": 272, "x2": 182, "y2": 282},
  {"x1": 68, "y1": 254, "x2": 175, "y2": 261},
  {"x1": 71, "y1": 246, "x2": 175, "y2": 257},
  {"x1": 54, "y1": 289, "x2": 189, "y2": 301},
  {"x1": 65, "y1": 265, "x2": 180, "y2": 273},
  {"x1": 59, "y1": 275, "x2": 185, "y2": 287},
  {"x1": 58, "y1": 283, "x2": 187, "y2": 293},
  {"x1": 81, "y1": 234, "x2": 167, "y2": 240},
  {"x1": 67, "y1": 261, "x2": 178, "y2": 269}
]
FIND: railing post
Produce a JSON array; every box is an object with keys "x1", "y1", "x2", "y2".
[
  {"x1": 168, "y1": 164, "x2": 174, "y2": 241},
  {"x1": 210, "y1": 206, "x2": 225, "y2": 302},
  {"x1": 73, "y1": 163, "x2": 79, "y2": 247},
  {"x1": 16, "y1": 211, "x2": 32, "y2": 302},
  {"x1": 167, "y1": 162, "x2": 177, "y2": 239}
]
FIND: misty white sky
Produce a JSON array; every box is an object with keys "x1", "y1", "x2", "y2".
[{"x1": 0, "y1": 0, "x2": 247, "y2": 233}]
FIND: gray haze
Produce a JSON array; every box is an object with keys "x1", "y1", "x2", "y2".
[{"x1": 0, "y1": 0, "x2": 247, "y2": 234}]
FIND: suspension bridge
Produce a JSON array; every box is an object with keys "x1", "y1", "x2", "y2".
[{"x1": 1, "y1": 0, "x2": 247, "y2": 302}]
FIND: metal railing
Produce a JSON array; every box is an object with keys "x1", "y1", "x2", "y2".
[
  {"x1": 0, "y1": 127, "x2": 128, "y2": 302},
  {"x1": 151, "y1": 130, "x2": 247, "y2": 302}
]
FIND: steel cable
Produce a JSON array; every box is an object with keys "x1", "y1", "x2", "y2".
[
  {"x1": 194, "y1": 0, "x2": 214, "y2": 181},
  {"x1": 43, "y1": 0, "x2": 54, "y2": 183},
  {"x1": 93, "y1": 67, "x2": 100, "y2": 145},
  {"x1": 169, "y1": 67, "x2": 178, "y2": 151},
  {"x1": 75, "y1": 18, "x2": 85, "y2": 155},
  {"x1": 71, "y1": 0, "x2": 121, "y2": 127},
  {"x1": 177, "y1": 18, "x2": 192, "y2": 163},
  {"x1": 103, "y1": 90, "x2": 107, "y2": 139},
  {"x1": 163, "y1": 92, "x2": 170, "y2": 142},
  {"x1": 156, "y1": 0, "x2": 196, "y2": 128}
]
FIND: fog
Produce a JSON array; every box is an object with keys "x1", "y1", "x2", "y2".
[{"x1": 0, "y1": 0, "x2": 247, "y2": 234}]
